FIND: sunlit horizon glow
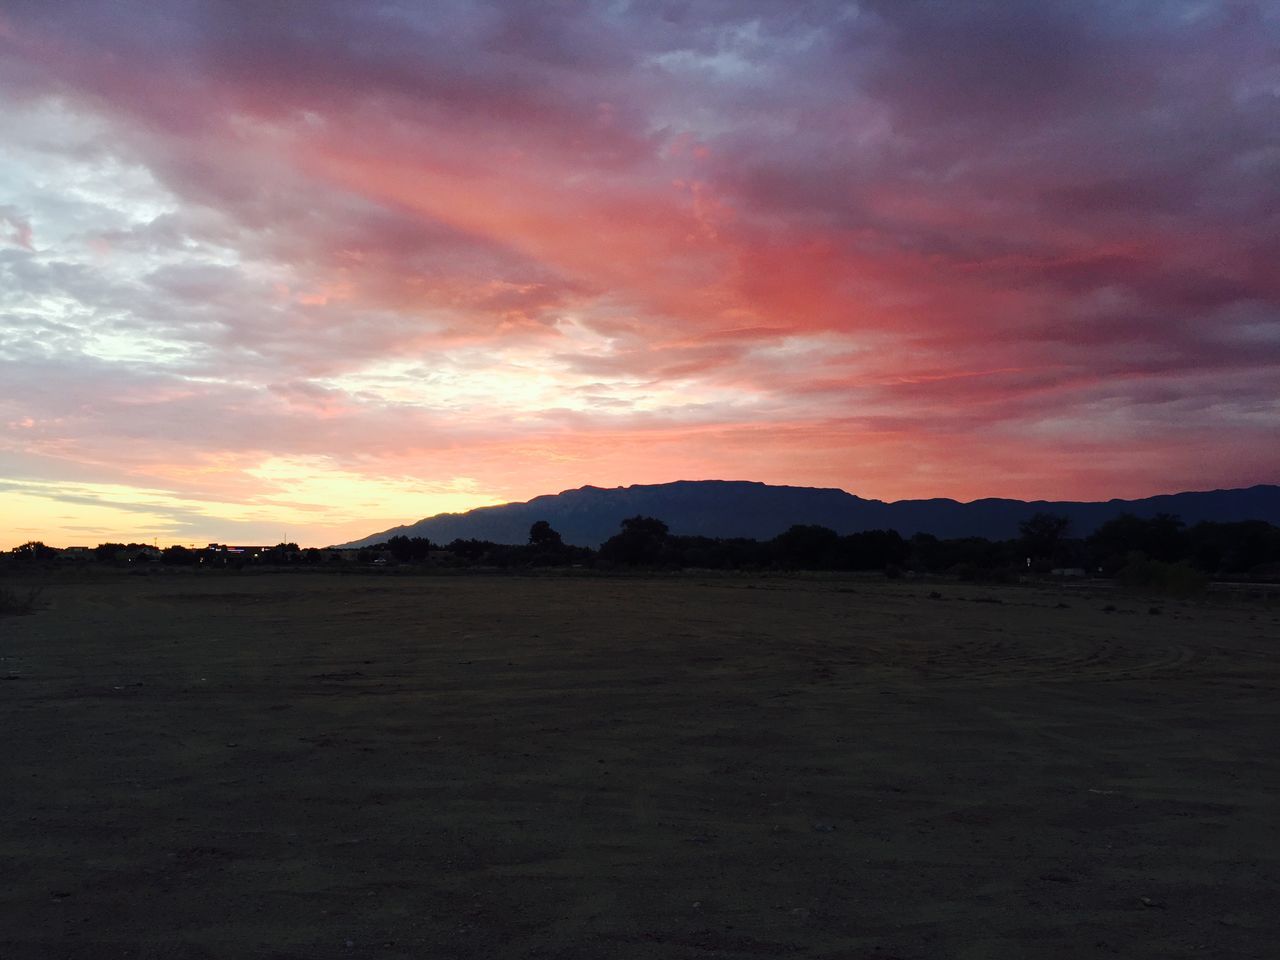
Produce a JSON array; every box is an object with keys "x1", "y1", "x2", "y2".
[{"x1": 2, "y1": 2, "x2": 1277, "y2": 548}]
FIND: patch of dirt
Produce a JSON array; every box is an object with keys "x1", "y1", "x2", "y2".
[{"x1": 1, "y1": 572, "x2": 1276, "y2": 959}]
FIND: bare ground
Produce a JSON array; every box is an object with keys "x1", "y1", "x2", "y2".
[{"x1": 1, "y1": 571, "x2": 1277, "y2": 959}]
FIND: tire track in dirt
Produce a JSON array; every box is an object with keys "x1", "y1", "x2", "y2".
[{"x1": 882, "y1": 627, "x2": 1208, "y2": 686}]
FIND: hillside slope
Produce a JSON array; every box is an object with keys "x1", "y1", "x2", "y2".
[{"x1": 337, "y1": 480, "x2": 1280, "y2": 548}]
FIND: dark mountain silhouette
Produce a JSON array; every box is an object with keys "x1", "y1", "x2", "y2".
[{"x1": 336, "y1": 480, "x2": 1280, "y2": 548}]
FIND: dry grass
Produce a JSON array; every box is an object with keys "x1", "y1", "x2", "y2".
[
  {"x1": 1, "y1": 571, "x2": 1277, "y2": 959},
  {"x1": 0, "y1": 584, "x2": 43, "y2": 617}
]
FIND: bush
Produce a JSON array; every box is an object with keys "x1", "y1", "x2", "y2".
[
  {"x1": 1116, "y1": 556, "x2": 1208, "y2": 597},
  {"x1": 0, "y1": 585, "x2": 44, "y2": 616},
  {"x1": 950, "y1": 561, "x2": 1016, "y2": 583}
]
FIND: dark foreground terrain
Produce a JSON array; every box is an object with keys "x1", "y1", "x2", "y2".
[{"x1": 1, "y1": 572, "x2": 1277, "y2": 959}]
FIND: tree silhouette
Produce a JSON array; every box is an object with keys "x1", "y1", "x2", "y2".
[
  {"x1": 161, "y1": 545, "x2": 197, "y2": 565},
  {"x1": 771, "y1": 525, "x2": 840, "y2": 568},
  {"x1": 528, "y1": 520, "x2": 563, "y2": 548},
  {"x1": 600, "y1": 516, "x2": 669, "y2": 565},
  {"x1": 1018, "y1": 513, "x2": 1070, "y2": 564},
  {"x1": 620, "y1": 516, "x2": 668, "y2": 538},
  {"x1": 10, "y1": 541, "x2": 56, "y2": 563},
  {"x1": 386, "y1": 535, "x2": 433, "y2": 563}
]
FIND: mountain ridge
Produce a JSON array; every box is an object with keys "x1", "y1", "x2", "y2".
[{"x1": 336, "y1": 480, "x2": 1280, "y2": 548}]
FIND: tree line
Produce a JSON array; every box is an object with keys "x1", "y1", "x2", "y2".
[
  {"x1": 7, "y1": 512, "x2": 1280, "y2": 584},
  {"x1": 591, "y1": 512, "x2": 1280, "y2": 583}
]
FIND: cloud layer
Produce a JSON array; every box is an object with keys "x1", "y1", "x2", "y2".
[{"x1": 2, "y1": 1, "x2": 1277, "y2": 545}]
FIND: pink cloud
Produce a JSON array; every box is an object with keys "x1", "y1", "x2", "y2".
[{"x1": 1, "y1": 1, "x2": 1277, "y2": 545}]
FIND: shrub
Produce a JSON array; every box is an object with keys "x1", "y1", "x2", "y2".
[
  {"x1": 950, "y1": 561, "x2": 1016, "y2": 583},
  {"x1": 1116, "y1": 556, "x2": 1208, "y2": 597},
  {"x1": 0, "y1": 585, "x2": 44, "y2": 616}
]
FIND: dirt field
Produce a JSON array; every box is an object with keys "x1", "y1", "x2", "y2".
[{"x1": 1, "y1": 571, "x2": 1277, "y2": 959}]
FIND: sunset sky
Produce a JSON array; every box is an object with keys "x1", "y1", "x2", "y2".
[{"x1": 2, "y1": 1, "x2": 1278, "y2": 547}]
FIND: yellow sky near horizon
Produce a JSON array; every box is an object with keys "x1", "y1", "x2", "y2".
[{"x1": 1, "y1": 460, "x2": 503, "y2": 549}]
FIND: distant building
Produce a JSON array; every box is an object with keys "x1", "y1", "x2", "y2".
[{"x1": 206, "y1": 544, "x2": 274, "y2": 556}]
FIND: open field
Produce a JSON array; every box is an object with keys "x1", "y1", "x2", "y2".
[{"x1": 2, "y1": 572, "x2": 1278, "y2": 959}]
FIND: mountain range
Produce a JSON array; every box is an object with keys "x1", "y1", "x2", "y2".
[{"x1": 337, "y1": 480, "x2": 1280, "y2": 548}]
